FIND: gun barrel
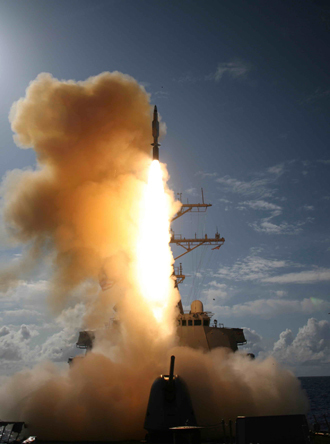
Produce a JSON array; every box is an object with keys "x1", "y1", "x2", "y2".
[{"x1": 169, "y1": 355, "x2": 175, "y2": 383}]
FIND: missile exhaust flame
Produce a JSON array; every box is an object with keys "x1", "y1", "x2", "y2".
[{"x1": 135, "y1": 159, "x2": 174, "y2": 329}]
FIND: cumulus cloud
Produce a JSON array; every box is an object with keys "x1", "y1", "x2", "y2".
[
  {"x1": 275, "y1": 290, "x2": 287, "y2": 297},
  {"x1": 272, "y1": 318, "x2": 330, "y2": 366},
  {"x1": 267, "y1": 164, "x2": 286, "y2": 176},
  {"x1": 263, "y1": 268, "x2": 330, "y2": 284},
  {"x1": 56, "y1": 303, "x2": 86, "y2": 329},
  {"x1": 0, "y1": 309, "x2": 44, "y2": 325},
  {"x1": 0, "y1": 339, "x2": 22, "y2": 361},
  {"x1": 1, "y1": 280, "x2": 49, "y2": 307},
  {"x1": 242, "y1": 327, "x2": 265, "y2": 356},
  {"x1": 250, "y1": 219, "x2": 304, "y2": 235},
  {"x1": 216, "y1": 176, "x2": 273, "y2": 198},
  {"x1": 237, "y1": 198, "x2": 312, "y2": 236},
  {"x1": 185, "y1": 187, "x2": 198, "y2": 196},
  {"x1": 195, "y1": 171, "x2": 218, "y2": 178},
  {"x1": 0, "y1": 243, "x2": 43, "y2": 293},
  {"x1": 176, "y1": 60, "x2": 251, "y2": 84},
  {"x1": 153, "y1": 90, "x2": 169, "y2": 100},
  {"x1": 250, "y1": 200, "x2": 314, "y2": 233},
  {"x1": 217, "y1": 255, "x2": 289, "y2": 281},
  {"x1": 38, "y1": 328, "x2": 79, "y2": 362},
  {"x1": 0, "y1": 325, "x2": 38, "y2": 362},
  {"x1": 216, "y1": 163, "x2": 286, "y2": 199},
  {"x1": 202, "y1": 281, "x2": 229, "y2": 304},
  {"x1": 0, "y1": 326, "x2": 10, "y2": 337},
  {"x1": 213, "y1": 298, "x2": 330, "y2": 319},
  {"x1": 237, "y1": 200, "x2": 282, "y2": 213},
  {"x1": 35, "y1": 304, "x2": 85, "y2": 362},
  {"x1": 0, "y1": 303, "x2": 85, "y2": 371},
  {"x1": 273, "y1": 329, "x2": 294, "y2": 352},
  {"x1": 207, "y1": 59, "x2": 251, "y2": 82},
  {"x1": 19, "y1": 325, "x2": 33, "y2": 340}
]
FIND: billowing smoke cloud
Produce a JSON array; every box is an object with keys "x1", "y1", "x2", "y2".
[
  {"x1": 0, "y1": 71, "x2": 308, "y2": 441},
  {"x1": 174, "y1": 347, "x2": 308, "y2": 430},
  {"x1": 1, "y1": 71, "x2": 162, "y2": 315},
  {"x1": 0, "y1": 347, "x2": 308, "y2": 441}
]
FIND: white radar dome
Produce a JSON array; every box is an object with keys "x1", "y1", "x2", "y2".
[{"x1": 190, "y1": 300, "x2": 204, "y2": 313}]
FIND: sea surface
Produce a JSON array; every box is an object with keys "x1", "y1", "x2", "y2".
[{"x1": 299, "y1": 376, "x2": 330, "y2": 431}]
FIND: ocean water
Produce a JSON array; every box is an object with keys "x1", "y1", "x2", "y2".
[{"x1": 299, "y1": 376, "x2": 330, "y2": 431}]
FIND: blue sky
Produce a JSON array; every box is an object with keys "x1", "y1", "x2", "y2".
[{"x1": 0, "y1": 0, "x2": 330, "y2": 376}]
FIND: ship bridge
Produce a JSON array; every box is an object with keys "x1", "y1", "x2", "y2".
[{"x1": 177, "y1": 300, "x2": 246, "y2": 351}]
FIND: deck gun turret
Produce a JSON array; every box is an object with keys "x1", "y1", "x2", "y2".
[{"x1": 144, "y1": 356, "x2": 200, "y2": 443}]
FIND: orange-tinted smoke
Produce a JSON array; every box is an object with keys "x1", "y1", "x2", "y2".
[
  {"x1": 2, "y1": 71, "x2": 163, "y2": 314},
  {"x1": 0, "y1": 347, "x2": 308, "y2": 441}
]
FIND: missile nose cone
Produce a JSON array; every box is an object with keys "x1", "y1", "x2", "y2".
[
  {"x1": 151, "y1": 105, "x2": 160, "y2": 160},
  {"x1": 153, "y1": 106, "x2": 158, "y2": 120}
]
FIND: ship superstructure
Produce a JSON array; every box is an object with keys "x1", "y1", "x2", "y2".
[
  {"x1": 177, "y1": 300, "x2": 246, "y2": 351},
  {"x1": 169, "y1": 188, "x2": 246, "y2": 351}
]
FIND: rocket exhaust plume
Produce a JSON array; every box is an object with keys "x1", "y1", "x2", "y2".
[
  {"x1": 135, "y1": 160, "x2": 175, "y2": 328},
  {"x1": 0, "y1": 72, "x2": 308, "y2": 440}
]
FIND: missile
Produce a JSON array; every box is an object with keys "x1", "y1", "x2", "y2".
[{"x1": 151, "y1": 105, "x2": 160, "y2": 160}]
